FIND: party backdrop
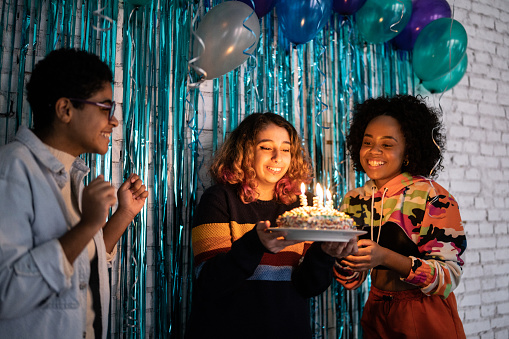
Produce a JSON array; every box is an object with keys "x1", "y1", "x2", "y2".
[{"x1": 0, "y1": 0, "x2": 467, "y2": 338}]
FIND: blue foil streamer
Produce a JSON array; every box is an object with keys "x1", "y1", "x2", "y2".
[{"x1": 2, "y1": 1, "x2": 419, "y2": 338}]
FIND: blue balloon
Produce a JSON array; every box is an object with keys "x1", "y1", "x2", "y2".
[{"x1": 276, "y1": 0, "x2": 333, "y2": 45}]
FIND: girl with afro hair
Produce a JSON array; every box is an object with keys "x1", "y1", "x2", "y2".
[{"x1": 337, "y1": 95, "x2": 467, "y2": 338}]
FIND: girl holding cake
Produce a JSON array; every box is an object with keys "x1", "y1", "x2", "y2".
[
  {"x1": 336, "y1": 95, "x2": 467, "y2": 338},
  {"x1": 186, "y1": 112, "x2": 358, "y2": 339}
]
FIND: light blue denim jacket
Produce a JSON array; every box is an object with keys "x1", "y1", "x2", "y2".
[{"x1": 0, "y1": 126, "x2": 110, "y2": 339}]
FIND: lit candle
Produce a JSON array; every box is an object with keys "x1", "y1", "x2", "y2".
[
  {"x1": 300, "y1": 183, "x2": 308, "y2": 207},
  {"x1": 326, "y1": 189, "x2": 333, "y2": 209},
  {"x1": 314, "y1": 183, "x2": 323, "y2": 208}
]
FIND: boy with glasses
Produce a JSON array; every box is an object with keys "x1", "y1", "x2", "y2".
[{"x1": 0, "y1": 48, "x2": 148, "y2": 339}]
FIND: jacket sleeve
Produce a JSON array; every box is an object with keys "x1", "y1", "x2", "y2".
[
  {"x1": 191, "y1": 188, "x2": 266, "y2": 300},
  {"x1": 0, "y1": 171, "x2": 71, "y2": 319},
  {"x1": 401, "y1": 185, "x2": 467, "y2": 299},
  {"x1": 331, "y1": 194, "x2": 368, "y2": 290}
]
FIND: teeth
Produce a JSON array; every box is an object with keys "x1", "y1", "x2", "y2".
[
  {"x1": 101, "y1": 133, "x2": 111, "y2": 138},
  {"x1": 267, "y1": 166, "x2": 281, "y2": 172},
  {"x1": 368, "y1": 160, "x2": 385, "y2": 166}
]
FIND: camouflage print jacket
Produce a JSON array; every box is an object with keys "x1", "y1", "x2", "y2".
[{"x1": 336, "y1": 172, "x2": 467, "y2": 299}]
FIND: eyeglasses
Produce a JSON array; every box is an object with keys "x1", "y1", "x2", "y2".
[{"x1": 68, "y1": 98, "x2": 116, "y2": 120}]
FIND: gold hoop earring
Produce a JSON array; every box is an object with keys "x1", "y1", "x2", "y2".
[{"x1": 403, "y1": 159, "x2": 409, "y2": 166}]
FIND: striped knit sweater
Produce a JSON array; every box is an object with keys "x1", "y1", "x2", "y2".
[{"x1": 186, "y1": 183, "x2": 336, "y2": 339}]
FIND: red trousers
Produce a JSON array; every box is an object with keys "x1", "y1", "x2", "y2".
[{"x1": 361, "y1": 285, "x2": 466, "y2": 339}]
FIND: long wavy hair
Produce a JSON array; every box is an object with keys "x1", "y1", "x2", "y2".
[
  {"x1": 210, "y1": 112, "x2": 313, "y2": 204},
  {"x1": 346, "y1": 94, "x2": 445, "y2": 178}
]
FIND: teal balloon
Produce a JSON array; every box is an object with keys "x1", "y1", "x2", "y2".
[
  {"x1": 413, "y1": 18, "x2": 468, "y2": 81},
  {"x1": 355, "y1": 0, "x2": 412, "y2": 44},
  {"x1": 422, "y1": 53, "x2": 468, "y2": 93}
]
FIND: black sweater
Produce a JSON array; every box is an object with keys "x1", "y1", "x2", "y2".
[{"x1": 185, "y1": 184, "x2": 335, "y2": 339}]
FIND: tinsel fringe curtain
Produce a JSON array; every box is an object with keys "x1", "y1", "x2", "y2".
[{"x1": 0, "y1": 0, "x2": 414, "y2": 338}]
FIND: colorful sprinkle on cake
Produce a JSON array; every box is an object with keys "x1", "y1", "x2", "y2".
[{"x1": 276, "y1": 205, "x2": 355, "y2": 230}]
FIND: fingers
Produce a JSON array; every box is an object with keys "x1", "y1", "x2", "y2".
[
  {"x1": 256, "y1": 221, "x2": 302, "y2": 253},
  {"x1": 81, "y1": 175, "x2": 117, "y2": 227},
  {"x1": 86, "y1": 175, "x2": 117, "y2": 206},
  {"x1": 119, "y1": 174, "x2": 148, "y2": 200},
  {"x1": 321, "y1": 236, "x2": 360, "y2": 258}
]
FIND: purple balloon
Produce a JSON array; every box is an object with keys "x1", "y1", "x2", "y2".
[
  {"x1": 392, "y1": 0, "x2": 451, "y2": 50},
  {"x1": 237, "y1": 0, "x2": 277, "y2": 18},
  {"x1": 332, "y1": 0, "x2": 367, "y2": 15}
]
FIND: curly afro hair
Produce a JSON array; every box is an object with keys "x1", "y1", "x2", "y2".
[
  {"x1": 26, "y1": 48, "x2": 113, "y2": 135},
  {"x1": 346, "y1": 94, "x2": 445, "y2": 178}
]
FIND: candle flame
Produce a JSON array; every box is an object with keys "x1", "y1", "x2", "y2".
[
  {"x1": 301, "y1": 183, "x2": 306, "y2": 195},
  {"x1": 316, "y1": 183, "x2": 323, "y2": 198},
  {"x1": 326, "y1": 189, "x2": 332, "y2": 200}
]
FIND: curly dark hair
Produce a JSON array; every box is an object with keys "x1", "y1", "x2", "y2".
[
  {"x1": 26, "y1": 48, "x2": 113, "y2": 135},
  {"x1": 210, "y1": 112, "x2": 313, "y2": 204},
  {"x1": 346, "y1": 95, "x2": 445, "y2": 178}
]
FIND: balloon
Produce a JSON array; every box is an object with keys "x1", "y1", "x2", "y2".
[
  {"x1": 126, "y1": 0, "x2": 151, "y2": 5},
  {"x1": 355, "y1": 0, "x2": 412, "y2": 44},
  {"x1": 392, "y1": 0, "x2": 451, "y2": 51},
  {"x1": 332, "y1": 0, "x2": 367, "y2": 15},
  {"x1": 238, "y1": 0, "x2": 277, "y2": 18},
  {"x1": 192, "y1": 1, "x2": 260, "y2": 80},
  {"x1": 276, "y1": 0, "x2": 333, "y2": 45},
  {"x1": 422, "y1": 53, "x2": 468, "y2": 93},
  {"x1": 413, "y1": 18, "x2": 467, "y2": 81}
]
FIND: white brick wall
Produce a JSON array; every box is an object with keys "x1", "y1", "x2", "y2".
[
  {"x1": 435, "y1": 0, "x2": 509, "y2": 337},
  {"x1": 1, "y1": 0, "x2": 508, "y2": 337}
]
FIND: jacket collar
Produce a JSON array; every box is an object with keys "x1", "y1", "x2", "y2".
[{"x1": 15, "y1": 126, "x2": 89, "y2": 188}]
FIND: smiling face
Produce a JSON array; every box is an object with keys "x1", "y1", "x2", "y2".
[
  {"x1": 66, "y1": 82, "x2": 119, "y2": 156},
  {"x1": 253, "y1": 123, "x2": 292, "y2": 200},
  {"x1": 63, "y1": 83, "x2": 118, "y2": 156},
  {"x1": 360, "y1": 115, "x2": 406, "y2": 189}
]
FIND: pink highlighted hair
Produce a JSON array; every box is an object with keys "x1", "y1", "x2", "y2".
[{"x1": 210, "y1": 113, "x2": 313, "y2": 204}]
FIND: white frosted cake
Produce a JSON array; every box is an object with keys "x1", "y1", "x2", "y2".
[{"x1": 276, "y1": 205, "x2": 355, "y2": 230}]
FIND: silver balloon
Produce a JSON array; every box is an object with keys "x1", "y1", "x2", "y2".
[{"x1": 192, "y1": 1, "x2": 260, "y2": 80}]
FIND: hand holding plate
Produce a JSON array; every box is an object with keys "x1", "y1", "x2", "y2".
[{"x1": 256, "y1": 220, "x2": 302, "y2": 253}]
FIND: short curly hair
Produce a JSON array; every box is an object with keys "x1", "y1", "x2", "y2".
[
  {"x1": 210, "y1": 112, "x2": 313, "y2": 204},
  {"x1": 27, "y1": 48, "x2": 113, "y2": 134},
  {"x1": 346, "y1": 95, "x2": 445, "y2": 178}
]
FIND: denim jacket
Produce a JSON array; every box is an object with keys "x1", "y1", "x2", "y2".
[{"x1": 0, "y1": 126, "x2": 110, "y2": 339}]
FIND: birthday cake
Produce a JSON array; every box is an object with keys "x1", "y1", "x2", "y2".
[{"x1": 276, "y1": 205, "x2": 355, "y2": 230}]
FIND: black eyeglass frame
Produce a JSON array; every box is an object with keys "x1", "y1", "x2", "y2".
[{"x1": 68, "y1": 97, "x2": 116, "y2": 120}]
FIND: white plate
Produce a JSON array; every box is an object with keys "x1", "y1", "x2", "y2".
[{"x1": 269, "y1": 227, "x2": 367, "y2": 242}]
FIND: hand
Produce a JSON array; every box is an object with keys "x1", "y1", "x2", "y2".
[
  {"x1": 340, "y1": 239, "x2": 388, "y2": 272},
  {"x1": 256, "y1": 220, "x2": 302, "y2": 253},
  {"x1": 81, "y1": 175, "x2": 117, "y2": 229},
  {"x1": 116, "y1": 173, "x2": 148, "y2": 220},
  {"x1": 321, "y1": 237, "x2": 358, "y2": 259}
]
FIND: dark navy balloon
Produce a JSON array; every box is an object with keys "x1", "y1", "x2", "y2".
[
  {"x1": 237, "y1": 0, "x2": 277, "y2": 18},
  {"x1": 332, "y1": 0, "x2": 367, "y2": 15}
]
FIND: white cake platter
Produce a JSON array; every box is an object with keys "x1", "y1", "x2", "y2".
[{"x1": 268, "y1": 227, "x2": 367, "y2": 242}]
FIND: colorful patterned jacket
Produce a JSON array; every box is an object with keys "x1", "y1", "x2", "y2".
[{"x1": 336, "y1": 172, "x2": 466, "y2": 299}]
